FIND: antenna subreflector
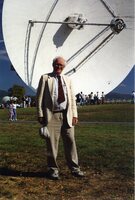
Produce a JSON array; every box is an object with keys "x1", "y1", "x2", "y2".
[{"x1": 111, "y1": 18, "x2": 126, "y2": 34}]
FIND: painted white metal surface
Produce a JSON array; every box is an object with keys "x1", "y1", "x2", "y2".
[{"x1": 2, "y1": 0, "x2": 134, "y2": 95}]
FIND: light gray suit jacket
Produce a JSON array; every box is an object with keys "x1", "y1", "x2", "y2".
[{"x1": 36, "y1": 72, "x2": 78, "y2": 127}]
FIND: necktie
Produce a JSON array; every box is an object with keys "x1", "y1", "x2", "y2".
[{"x1": 57, "y1": 76, "x2": 65, "y2": 104}]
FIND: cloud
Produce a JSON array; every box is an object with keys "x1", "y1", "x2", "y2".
[
  {"x1": 0, "y1": 40, "x2": 4, "y2": 44},
  {"x1": 0, "y1": 49, "x2": 7, "y2": 55},
  {"x1": 0, "y1": 54, "x2": 9, "y2": 61},
  {"x1": 0, "y1": 49, "x2": 9, "y2": 61}
]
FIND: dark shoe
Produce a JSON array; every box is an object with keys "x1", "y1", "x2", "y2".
[
  {"x1": 71, "y1": 170, "x2": 85, "y2": 178},
  {"x1": 46, "y1": 169, "x2": 60, "y2": 180}
]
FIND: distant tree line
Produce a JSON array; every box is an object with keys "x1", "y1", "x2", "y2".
[{"x1": 8, "y1": 85, "x2": 25, "y2": 98}]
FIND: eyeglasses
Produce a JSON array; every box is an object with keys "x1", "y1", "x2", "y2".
[{"x1": 54, "y1": 63, "x2": 65, "y2": 68}]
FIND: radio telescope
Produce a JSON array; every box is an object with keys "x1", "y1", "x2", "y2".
[{"x1": 2, "y1": 0, "x2": 134, "y2": 95}]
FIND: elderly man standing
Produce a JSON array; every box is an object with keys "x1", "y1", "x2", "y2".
[{"x1": 36, "y1": 56, "x2": 84, "y2": 180}]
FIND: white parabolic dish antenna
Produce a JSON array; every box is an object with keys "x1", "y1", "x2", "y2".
[{"x1": 2, "y1": 0, "x2": 134, "y2": 95}]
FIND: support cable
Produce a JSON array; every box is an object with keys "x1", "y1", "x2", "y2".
[
  {"x1": 67, "y1": 25, "x2": 110, "y2": 64},
  {"x1": 31, "y1": 20, "x2": 110, "y2": 27},
  {"x1": 100, "y1": 0, "x2": 116, "y2": 18},
  {"x1": 65, "y1": 32, "x2": 115, "y2": 76},
  {"x1": 24, "y1": 21, "x2": 33, "y2": 84},
  {"x1": 29, "y1": 0, "x2": 59, "y2": 86}
]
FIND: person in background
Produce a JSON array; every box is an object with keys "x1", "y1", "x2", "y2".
[
  {"x1": 12, "y1": 101, "x2": 17, "y2": 121},
  {"x1": 36, "y1": 56, "x2": 84, "y2": 180},
  {"x1": 28, "y1": 96, "x2": 32, "y2": 107},
  {"x1": 9, "y1": 100, "x2": 14, "y2": 121},
  {"x1": 25, "y1": 96, "x2": 29, "y2": 108},
  {"x1": 131, "y1": 91, "x2": 135, "y2": 103},
  {"x1": 101, "y1": 92, "x2": 105, "y2": 104},
  {"x1": 22, "y1": 96, "x2": 26, "y2": 108},
  {"x1": 90, "y1": 92, "x2": 94, "y2": 104}
]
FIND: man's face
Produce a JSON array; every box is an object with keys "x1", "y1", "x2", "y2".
[{"x1": 53, "y1": 58, "x2": 66, "y2": 75}]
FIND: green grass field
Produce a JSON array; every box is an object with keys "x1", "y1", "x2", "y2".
[{"x1": 0, "y1": 104, "x2": 134, "y2": 200}]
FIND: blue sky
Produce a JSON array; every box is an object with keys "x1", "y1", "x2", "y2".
[{"x1": 0, "y1": 0, "x2": 134, "y2": 95}]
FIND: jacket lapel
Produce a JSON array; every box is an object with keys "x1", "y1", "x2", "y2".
[
  {"x1": 47, "y1": 75, "x2": 54, "y2": 95},
  {"x1": 62, "y1": 75, "x2": 69, "y2": 89},
  {"x1": 62, "y1": 75, "x2": 70, "y2": 100}
]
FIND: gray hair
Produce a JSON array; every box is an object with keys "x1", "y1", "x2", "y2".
[{"x1": 52, "y1": 56, "x2": 67, "y2": 66}]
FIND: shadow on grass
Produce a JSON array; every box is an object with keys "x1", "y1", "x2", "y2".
[{"x1": 0, "y1": 167, "x2": 47, "y2": 178}]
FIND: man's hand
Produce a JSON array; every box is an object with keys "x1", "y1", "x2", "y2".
[
  {"x1": 38, "y1": 117, "x2": 45, "y2": 125},
  {"x1": 72, "y1": 117, "x2": 78, "y2": 126}
]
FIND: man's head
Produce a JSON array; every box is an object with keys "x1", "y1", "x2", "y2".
[{"x1": 52, "y1": 56, "x2": 66, "y2": 75}]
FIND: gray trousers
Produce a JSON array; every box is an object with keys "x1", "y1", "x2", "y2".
[{"x1": 46, "y1": 111, "x2": 80, "y2": 172}]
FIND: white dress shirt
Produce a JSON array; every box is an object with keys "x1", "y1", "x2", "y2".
[{"x1": 53, "y1": 76, "x2": 68, "y2": 111}]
